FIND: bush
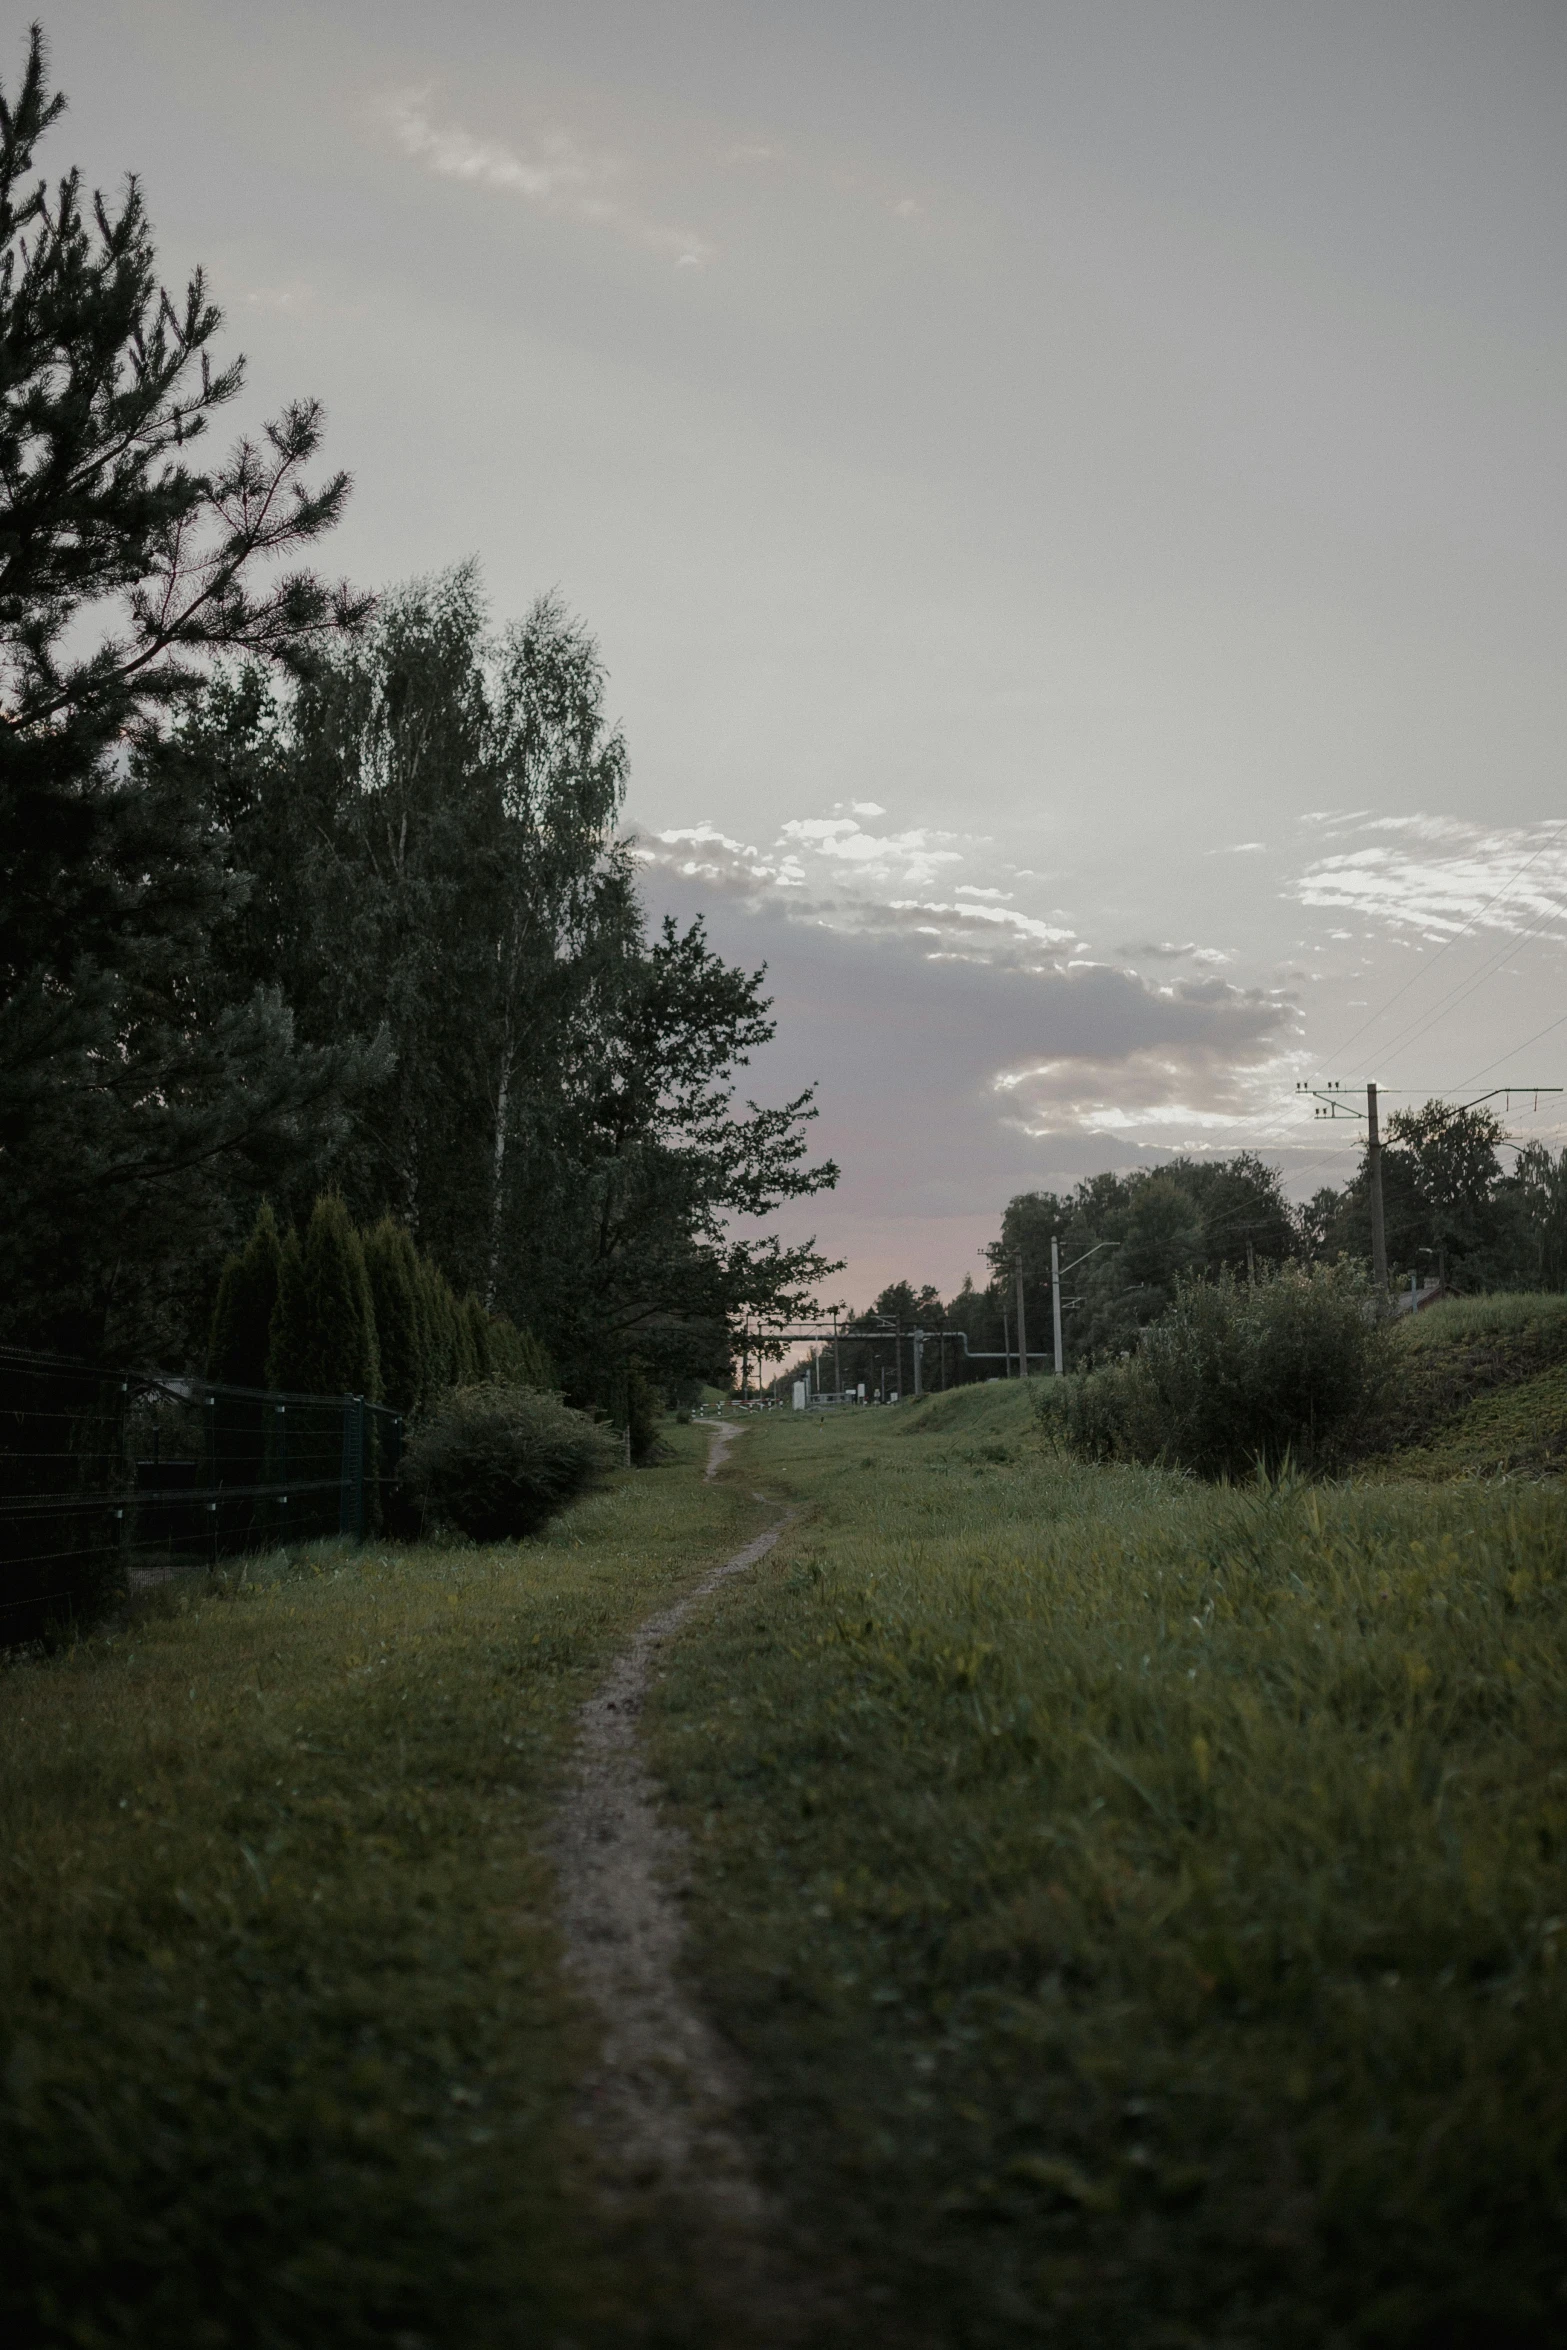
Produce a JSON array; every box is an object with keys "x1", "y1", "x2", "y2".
[
  {"x1": 401, "y1": 1383, "x2": 619, "y2": 1540},
  {"x1": 1041, "y1": 1261, "x2": 1389, "y2": 1478},
  {"x1": 625, "y1": 1361, "x2": 663, "y2": 1465}
]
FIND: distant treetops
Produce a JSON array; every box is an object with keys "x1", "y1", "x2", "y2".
[{"x1": 208, "y1": 1196, "x2": 553, "y2": 1411}]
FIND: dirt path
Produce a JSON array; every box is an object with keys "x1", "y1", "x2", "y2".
[{"x1": 552, "y1": 1421, "x2": 818, "y2": 2342}]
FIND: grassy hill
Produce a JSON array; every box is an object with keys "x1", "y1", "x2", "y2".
[{"x1": 1363, "y1": 1292, "x2": 1567, "y2": 1478}]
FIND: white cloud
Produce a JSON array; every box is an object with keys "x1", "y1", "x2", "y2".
[
  {"x1": 382, "y1": 90, "x2": 714, "y2": 265},
  {"x1": 1117, "y1": 938, "x2": 1234, "y2": 965},
  {"x1": 888, "y1": 898, "x2": 1073, "y2": 948},
  {"x1": 244, "y1": 282, "x2": 316, "y2": 313},
  {"x1": 1291, "y1": 816, "x2": 1567, "y2": 939},
  {"x1": 776, "y1": 815, "x2": 964, "y2": 887},
  {"x1": 639, "y1": 808, "x2": 1070, "y2": 953}
]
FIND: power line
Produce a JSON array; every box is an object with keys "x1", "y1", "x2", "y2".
[
  {"x1": 1319, "y1": 817, "x2": 1567, "y2": 1070},
  {"x1": 1455, "y1": 1008, "x2": 1567, "y2": 1091},
  {"x1": 1351, "y1": 897, "x2": 1567, "y2": 1077}
]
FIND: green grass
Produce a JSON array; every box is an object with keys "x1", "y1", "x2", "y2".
[
  {"x1": 12, "y1": 1381, "x2": 1567, "y2": 2345},
  {"x1": 1369, "y1": 1291, "x2": 1567, "y2": 1474},
  {"x1": 647, "y1": 1390, "x2": 1567, "y2": 2347},
  {"x1": 0, "y1": 1425, "x2": 769, "y2": 2350},
  {"x1": 1379, "y1": 1364, "x2": 1567, "y2": 1480},
  {"x1": 1396, "y1": 1291, "x2": 1567, "y2": 1354}
]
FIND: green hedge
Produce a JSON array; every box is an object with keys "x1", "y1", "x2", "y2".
[
  {"x1": 1038, "y1": 1261, "x2": 1388, "y2": 1479},
  {"x1": 209, "y1": 1201, "x2": 555, "y2": 1412}
]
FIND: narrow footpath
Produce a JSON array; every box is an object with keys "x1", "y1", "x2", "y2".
[{"x1": 551, "y1": 1422, "x2": 820, "y2": 2343}]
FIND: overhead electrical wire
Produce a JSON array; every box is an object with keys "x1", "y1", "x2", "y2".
[
  {"x1": 1317, "y1": 816, "x2": 1567, "y2": 1073},
  {"x1": 1454, "y1": 1006, "x2": 1567, "y2": 1093},
  {"x1": 1019, "y1": 822, "x2": 1567, "y2": 1230},
  {"x1": 1346, "y1": 896, "x2": 1567, "y2": 1079}
]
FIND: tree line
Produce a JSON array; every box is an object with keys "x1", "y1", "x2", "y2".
[
  {"x1": 0, "y1": 28, "x2": 835, "y2": 1424},
  {"x1": 812, "y1": 1107, "x2": 1567, "y2": 1390}
]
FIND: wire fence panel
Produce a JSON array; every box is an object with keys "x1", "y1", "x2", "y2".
[{"x1": 0, "y1": 1348, "x2": 407, "y2": 1643}]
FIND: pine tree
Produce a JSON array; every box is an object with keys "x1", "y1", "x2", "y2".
[
  {"x1": 266, "y1": 1196, "x2": 379, "y2": 1399},
  {"x1": 0, "y1": 28, "x2": 372, "y2": 1354},
  {"x1": 208, "y1": 1201, "x2": 284, "y2": 1387}
]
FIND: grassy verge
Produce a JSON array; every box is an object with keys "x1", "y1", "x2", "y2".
[
  {"x1": 1366, "y1": 1292, "x2": 1567, "y2": 1473},
  {"x1": 0, "y1": 1423, "x2": 764, "y2": 2350},
  {"x1": 1379, "y1": 1363, "x2": 1567, "y2": 1480},
  {"x1": 648, "y1": 1390, "x2": 1567, "y2": 2348}
]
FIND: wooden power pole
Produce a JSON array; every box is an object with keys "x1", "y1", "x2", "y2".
[
  {"x1": 1051, "y1": 1235, "x2": 1064, "y2": 1377},
  {"x1": 1366, "y1": 1081, "x2": 1389, "y2": 1297}
]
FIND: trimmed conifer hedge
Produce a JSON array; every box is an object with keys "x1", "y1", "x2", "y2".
[{"x1": 208, "y1": 1200, "x2": 556, "y2": 1415}]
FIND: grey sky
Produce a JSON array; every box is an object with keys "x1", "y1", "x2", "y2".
[{"x1": 54, "y1": 1, "x2": 1567, "y2": 1300}]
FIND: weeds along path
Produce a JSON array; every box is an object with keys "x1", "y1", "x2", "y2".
[{"x1": 552, "y1": 1420, "x2": 815, "y2": 2342}]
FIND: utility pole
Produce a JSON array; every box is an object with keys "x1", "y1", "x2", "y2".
[
  {"x1": 1014, "y1": 1255, "x2": 1029, "y2": 1378},
  {"x1": 832, "y1": 1307, "x2": 842, "y2": 1403},
  {"x1": 912, "y1": 1327, "x2": 924, "y2": 1398},
  {"x1": 1051, "y1": 1235, "x2": 1064, "y2": 1378},
  {"x1": 1367, "y1": 1081, "x2": 1389, "y2": 1298},
  {"x1": 1301, "y1": 1081, "x2": 1559, "y2": 1302}
]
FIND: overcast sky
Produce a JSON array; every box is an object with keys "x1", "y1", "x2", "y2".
[{"x1": 52, "y1": 1, "x2": 1567, "y2": 1303}]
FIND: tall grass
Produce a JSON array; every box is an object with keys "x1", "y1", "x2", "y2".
[
  {"x1": 0, "y1": 1429, "x2": 765, "y2": 2350},
  {"x1": 1398, "y1": 1289, "x2": 1567, "y2": 1352},
  {"x1": 649, "y1": 1391, "x2": 1567, "y2": 2347}
]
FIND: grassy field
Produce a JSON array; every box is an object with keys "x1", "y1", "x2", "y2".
[
  {"x1": 7, "y1": 1370, "x2": 1567, "y2": 2347},
  {"x1": 648, "y1": 1388, "x2": 1567, "y2": 2347},
  {"x1": 0, "y1": 1424, "x2": 770, "y2": 2350}
]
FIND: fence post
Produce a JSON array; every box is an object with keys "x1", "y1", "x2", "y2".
[
  {"x1": 206, "y1": 1392, "x2": 218, "y2": 1565},
  {"x1": 339, "y1": 1395, "x2": 365, "y2": 1540}
]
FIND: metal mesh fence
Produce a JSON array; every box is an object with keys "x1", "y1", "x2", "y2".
[{"x1": 0, "y1": 1347, "x2": 405, "y2": 1643}]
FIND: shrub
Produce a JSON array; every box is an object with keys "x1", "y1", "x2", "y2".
[
  {"x1": 1034, "y1": 1367, "x2": 1142, "y2": 1463},
  {"x1": 625, "y1": 1361, "x2": 663, "y2": 1465},
  {"x1": 1041, "y1": 1261, "x2": 1389, "y2": 1478},
  {"x1": 401, "y1": 1383, "x2": 619, "y2": 1540}
]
